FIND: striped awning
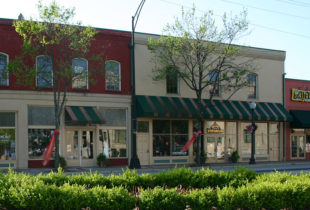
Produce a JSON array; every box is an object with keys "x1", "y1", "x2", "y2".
[
  {"x1": 65, "y1": 106, "x2": 105, "y2": 125},
  {"x1": 136, "y1": 95, "x2": 292, "y2": 121}
]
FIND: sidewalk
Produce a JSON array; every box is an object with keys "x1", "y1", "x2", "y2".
[{"x1": 5, "y1": 160, "x2": 310, "y2": 176}]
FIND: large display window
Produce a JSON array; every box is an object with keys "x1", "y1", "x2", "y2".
[
  {"x1": 28, "y1": 106, "x2": 55, "y2": 160},
  {"x1": 0, "y1": 112, "x2": 16, "y2": 161},
  {"x1": 153, "y1": 120, "x2": 189, "y2": 157},
  {"x1": 97, "y1": 108, "x2": 128, "y2": 158}
]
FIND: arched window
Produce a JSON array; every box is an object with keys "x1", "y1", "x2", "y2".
[
  {"x1": 36, "y1": 55, "x2": 53, "y2": 88},
  {"x1": 105, "y1": 60, "x2": 121, "y2": 91},
  {"x1": 72, "y1": 58, "x2": 88, "y2": 89},
  {"x1": 248, "y1": 73, "x2": 257, "y2": 99},
  {"x1": 0, "y1": 53, "x2": 9, "y2": 86}
]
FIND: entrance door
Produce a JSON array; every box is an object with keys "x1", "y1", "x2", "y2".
[
  {"x1": 269, "y1": 134, "x2": 280, "y2": 161},
  {"x1": 291, "y1": 135, "x2": 305, "y2": 159},
  {"x1": 206, "y1": 135, "x2": 225, "y2": 162},
  {"x1": 137, "y1": 133, "x2": 150, "y2": 165},
  {"x1": 65, "y1": 129, "x2": 95, "y2": 167}
]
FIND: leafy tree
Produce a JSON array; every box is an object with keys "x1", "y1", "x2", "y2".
[
  {"x1": 9, "y1": 0, "x2": 102, "y2": 168},
  {"x1": 148, "y1": 7, "x2": 255, "y2": 164}
]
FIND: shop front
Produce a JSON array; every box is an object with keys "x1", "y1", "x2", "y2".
[
  {"x1": 285, "y1": 79, "x2": 310, "y2": 161},
  {"x1": 136, "y1": 95, "x2": 291, "y2": 165},
  {"x1": 28, "y1": 104, "x2": 130, "y2": 168}
]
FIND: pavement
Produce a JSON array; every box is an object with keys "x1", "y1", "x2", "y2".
[{"x1": 2, "y1": 160, "x2": 310, "y2": 176}]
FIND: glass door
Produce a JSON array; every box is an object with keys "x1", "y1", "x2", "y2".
[
  {"x1": 206, "y1": 135, "x2": 225, "y2": 162},
  {"x1": 291, "y1": 135, "x2": 305, "y2": 159},
  {"x1": 65, "y1": 129, "x2": 94, "y2": 167}
]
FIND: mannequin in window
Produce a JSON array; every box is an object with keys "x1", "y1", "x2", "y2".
[{"x1": 82, "y1": 140, "x2": 89, "y2": 159}]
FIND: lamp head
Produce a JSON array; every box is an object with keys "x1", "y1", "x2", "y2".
[{"x1": 250, "y1": 101, "x2": 256, "y2": 110}]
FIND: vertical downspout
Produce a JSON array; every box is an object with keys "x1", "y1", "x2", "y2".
[{"x1": 282, "y1": 73, "x2": 286, "y2": 161}]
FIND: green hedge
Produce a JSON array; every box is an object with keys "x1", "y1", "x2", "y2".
[
  {"x1": 1, "y1": 168, "x2": 310, "y2": 209},
  {"x1": 36, "y1": 166, "x2": 257, "y2": 190}
]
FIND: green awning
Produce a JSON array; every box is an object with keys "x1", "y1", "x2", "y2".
[
  {"x1": 290, "y1": 110, "x2": 310, "y2": 128},
  {"x1": 65, "y1": 106, "x2": 105, "y2": 125},
  {"x1": 136, "y1": 95, "x2": 292, "y2": 121}
]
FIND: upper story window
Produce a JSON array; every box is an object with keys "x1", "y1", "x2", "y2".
[
  {"x1": 209, "y1": 70, "x2": 220, "y2": 96},
  {"x1": 105, "y1": 60, "x2": 121, "y2": 91},
  {"x1": 36, "y1": 55, "x2": 53, "y2": 88},
  {"x1": 72, "y1": 58, "x2": 88, "y2": 89},
  {"x1": 166, "y1": 68, "x2": 178, "y2": 94},
  {"x1": 0, "y1": 53, "x2": 9, "y2": 86},
  {"x1": 248, "y1": 74, "x2": 257, "y2": 99}
]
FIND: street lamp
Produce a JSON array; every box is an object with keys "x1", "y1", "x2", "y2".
[
  {"x1": 249, "y1": 101, "x2": 256, "y2": 164},
  {"x1": 129, "y1": 0, "x2": 145, "y2": 169}
]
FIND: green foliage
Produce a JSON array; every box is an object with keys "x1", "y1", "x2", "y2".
[
  {"x1": 229, "y1": 150, "x2": 240, "y2": 163},
  {"x1": 1, "y1": 168, "x2": 310, "y2": 209},
  {"x1": 139, "y1": 187, "x2": 186, "y2": 210},
  {"x1": 59, "y1": 157, "x2": 67, "y2": 168},
  {"x1": 185, "y1": 187, "x2": 217, "y2": 209},
  {"x1": 148, "y1": 6, "x2": 254, "y2": 102},
  {"x1": 96, "y1": 153, "x2": 110, "y2": 167},
  {"x1": 152, "y1": 167, "x2": 195, "y2": 188}
]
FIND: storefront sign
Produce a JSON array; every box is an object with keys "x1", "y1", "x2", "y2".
[
  {"x1": 291, "y1": 88, "x2": 310, "y2": 102},
  {"x1": 0, "y1": 135, "x2": 10, "y2": 141},
  {"x1": 206, "y1": 122, "x2": 224, "y2": 133}
]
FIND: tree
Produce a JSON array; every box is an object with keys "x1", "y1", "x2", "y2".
[
  {"x1": 148, "y1": 7, "x2": 255, "y2": 165},
  {"x1": 9, "y1": 0, "x2": 102, "y2": 168}
]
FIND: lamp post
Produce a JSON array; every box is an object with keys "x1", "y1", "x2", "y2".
[
  {"x1": 249, "y1": 101, "x2": 256, "y2": 164},
  {"x1": 129, "y1": 0, "x2": 145, "y2": 169}
]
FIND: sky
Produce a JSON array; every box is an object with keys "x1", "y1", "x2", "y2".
[{"x1": 1, "y1": 0, "x2": 309, "y2": 80}]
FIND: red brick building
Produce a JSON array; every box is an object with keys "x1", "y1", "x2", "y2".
[
  {"x1": 285, "y1": 78, "x2": 310, "y2": 161},
  {"x1": 0, "y1": 19, "x2": 132, "y2": 168}
]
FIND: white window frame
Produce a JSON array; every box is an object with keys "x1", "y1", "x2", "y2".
[
  {"x1": 105, "y1": 60, "x2": 121, "y2": 91},
  {"x1": 72, "y1": 58, "x2": 88, "y2": 89},
  {"x1": 36, "y1": 55, "x2": 53, "y2": 88},
  {"x1": 0, "y1": 52, "x2": 9, "y2": 86}
]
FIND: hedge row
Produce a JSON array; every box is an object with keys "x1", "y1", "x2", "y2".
[
  {"x1": 1, "y1": 170, "x2": 310, "y2": 209},
  {"x1": 36, "y1": 166, "x2": 257, "y2": 190}
]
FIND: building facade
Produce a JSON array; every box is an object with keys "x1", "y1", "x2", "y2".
[
  {"x1": 134, "y1": 33, "x2": 291, "y2": 165},
  {"x1": 0, "y1": 19, "x2": 132, "y2": 169},
  {"x1": 285, "y1": 79, "x2": 310, "y2": 161}
]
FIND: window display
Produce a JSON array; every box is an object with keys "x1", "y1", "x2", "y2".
[
  {"x1": 0, "y1": 112, "x2": 16, "y2": 161},
  {"x1": 0, "y1": 129, "x2": 15, "y2": 160},
  {"x1": 153, "y1": 120, "x2": 188, "y2": 157},
  {"x1": 28, "y1": 129, "x2": 54, "y2": 159},
  {"x1": 98, "y1": 129, "x2": 127, "y2": 158}
]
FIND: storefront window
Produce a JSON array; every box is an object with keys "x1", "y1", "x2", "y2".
[
  {"x1": 28, "y1": 129, "x2": 54, "y2": 159},
  {"x1": 98, "y1": 129, "x2": 127, "y2": 158},
  {"x1": 0, "y1": 113, "x2": 16, "y2": 161},
  {"x1": 241, "y1": 122, "x2": 267, "y2": 155},
  {"x1": 0, "y1": 129, "x2": 15, "y2": 161},
  {"x1": 153, "y1": 120, "x2": 188, "y2": 157}
]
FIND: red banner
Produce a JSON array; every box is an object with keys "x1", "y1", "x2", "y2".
[
  {"x1": 43, "y1": 129, "x2": 59, "y2": 166},
  {"x1": 182, "y1": 131, "x2": 202, "y2": 152},
  {"x1": 182, "y1": 136, "x2": 196, "y2": 152}
]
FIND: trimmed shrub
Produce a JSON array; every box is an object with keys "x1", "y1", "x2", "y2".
[{"x1": 139, "y1": 187, "x2": 186, "y2": 210}]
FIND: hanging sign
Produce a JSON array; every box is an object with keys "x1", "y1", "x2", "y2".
[{"x1": 291, "y1": 88, "x2": 310, "y2": 102}]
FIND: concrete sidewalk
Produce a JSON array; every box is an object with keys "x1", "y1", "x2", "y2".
[{"x1": 4, "y1": 160, "x2": 310, "y2": 176}]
